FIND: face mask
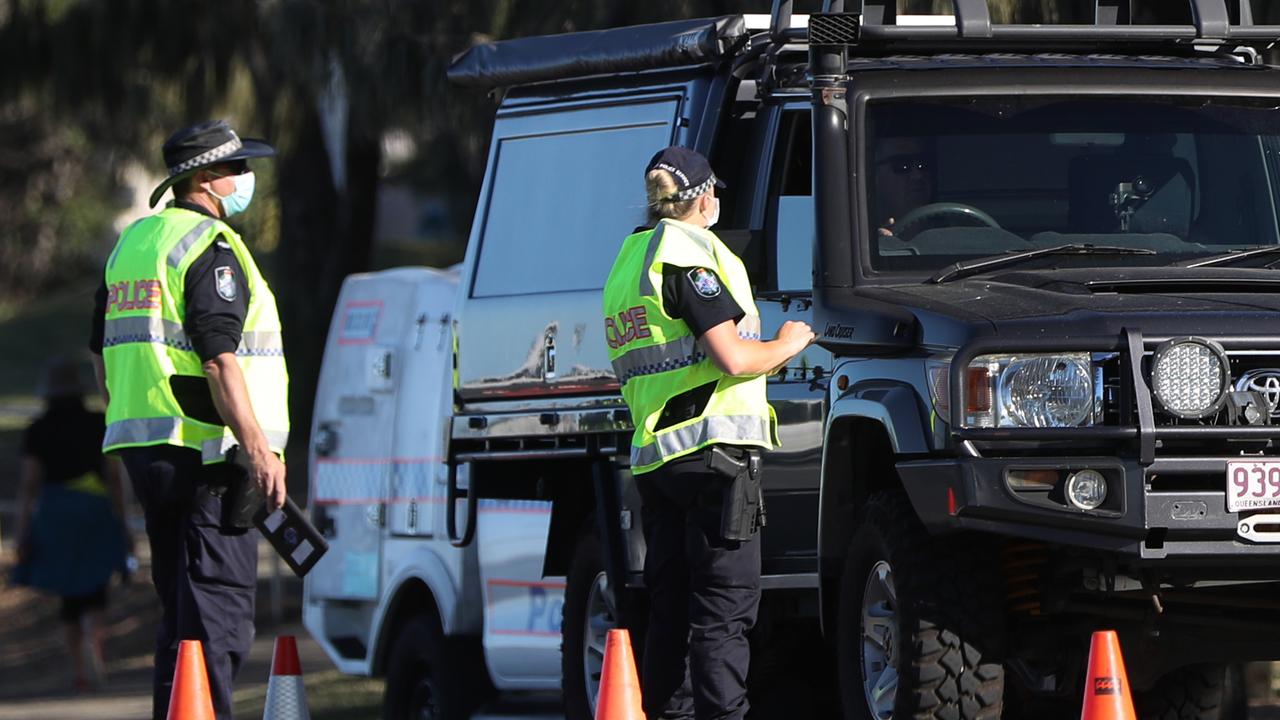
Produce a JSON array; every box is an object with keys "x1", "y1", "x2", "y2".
[
  {"x1": 703, "y1": 196, "x2": 721, "y2": 229},
  {"x1": 209, "y1": 171, "x2": 256, "y2": 217}
]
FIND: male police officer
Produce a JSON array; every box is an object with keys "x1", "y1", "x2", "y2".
[
  {"x1": 89, "y1": 120, "x2": 289, "y2": 720},
  {"x1": 603, "y1": 147, "x2": 814, "y2": 719}
]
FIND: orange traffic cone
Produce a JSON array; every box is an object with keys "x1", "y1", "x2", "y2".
[
  {"x1": 167, "y1": 639, "x2": 216, "y2": 720},
  {"x1": 262, "y1": 636, "x2": 311, "y2": 720},
  {"x1": 595, "y1": 628, "x2": 645, "y2": 720},
  {"x1": 1080, "y1": 630, "x2": 1137, "y2": 720}
]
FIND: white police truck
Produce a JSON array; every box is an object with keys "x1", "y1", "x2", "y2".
[{"x1": 302, "y1": 266, "x2": 565, "y2": 718}]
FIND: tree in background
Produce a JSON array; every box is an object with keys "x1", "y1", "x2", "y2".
[{"x1": 0, "y1": 0, "x2": 756, "y2": 477}]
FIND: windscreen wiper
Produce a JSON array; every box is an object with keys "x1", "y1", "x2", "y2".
[
  {"x1": 929, "y1": 244, "x2": 1157, "y2": 284},
  {"x1": 1177, "y1": 245, "x2": 1280, "y2": 269}
]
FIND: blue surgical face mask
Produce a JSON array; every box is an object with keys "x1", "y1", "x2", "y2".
[
  {"x1": 209, "y1": 171, "x2": 256, "y2": 217},
  {"x1": 703, "y1": 196, "x2": 721, "y2": 229}
]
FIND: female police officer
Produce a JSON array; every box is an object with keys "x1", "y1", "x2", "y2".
[{"x1": 602, "y1": 147, "x2": 814, "y2": 720}]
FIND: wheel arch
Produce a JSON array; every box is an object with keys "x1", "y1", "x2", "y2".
[
  {"x1": 372, "y1": 573, "x2": 448, "y2": 677},
  {"x1": 817, "y1": 385, "x2": 930, "y2": 633}
]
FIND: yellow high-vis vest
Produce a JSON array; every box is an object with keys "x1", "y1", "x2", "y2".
[
  {"x1": 101, "y1": 207, "x2": 289, "y2": 463},
  {"x1": 603, "y1": 218, "x2": 776, "y2": 474}
]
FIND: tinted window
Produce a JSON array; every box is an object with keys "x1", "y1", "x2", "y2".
[
  {"x1": 866, "y1": 96, "x2": 1280, "y2": 273},
  {"x1": 472, "y1": 101, "x2": 676, "y2": 297}
]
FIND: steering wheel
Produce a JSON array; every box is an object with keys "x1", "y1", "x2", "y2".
[{"x1": 892, "y1": 202, "x2": 1001, "y2": 240}]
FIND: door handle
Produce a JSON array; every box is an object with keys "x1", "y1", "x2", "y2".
[{"x1": 315, "y1": 423, "x2": 338, "y2": 457}]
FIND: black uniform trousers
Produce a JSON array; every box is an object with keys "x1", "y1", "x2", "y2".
[
  {"x1": 120, "y1": 445, "x2": 258, "y2": 720},
  {"x1": 636, "y1": 449, "x2": 762, "y2": 720}
]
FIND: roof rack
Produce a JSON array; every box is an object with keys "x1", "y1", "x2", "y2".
[
  {"x1": 446, "y1": 1, "x2": 1280, "y2": 90},
  {"x1": 770, "y1": 0, "x2": 1280, "y2": 49}
]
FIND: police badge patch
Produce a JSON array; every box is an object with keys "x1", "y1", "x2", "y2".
[
  {"x1": 687, "y1": 267, "x2": 721, "y2": 298},
  {"x1": 215, "y1": 266, "x2": 237, "y2": 302}
]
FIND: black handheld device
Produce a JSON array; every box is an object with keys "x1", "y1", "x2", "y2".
[{"x1": 225, "y1": 445, "x2": 329, "y2": 577}]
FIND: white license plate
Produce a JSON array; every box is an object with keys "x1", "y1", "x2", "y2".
[{"x1": 1226, "y1": 461, "x2": 1280, "y2": 512}]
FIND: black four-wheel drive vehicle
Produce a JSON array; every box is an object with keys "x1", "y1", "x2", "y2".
[{"x1": 443, "y1": 1, "x2": 1280, "y2": 717}]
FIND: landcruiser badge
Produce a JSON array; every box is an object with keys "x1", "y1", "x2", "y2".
[
  {"x1": 215, "y1": 266, "x2": 237, "y2": 302},
  {"x1": 688, "y1": 268, "x2": 721, "y2": 298}
]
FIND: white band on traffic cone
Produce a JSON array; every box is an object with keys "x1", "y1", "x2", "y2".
[{"x1": 263, "y1": 675, "x2": 310, "y2": 720}]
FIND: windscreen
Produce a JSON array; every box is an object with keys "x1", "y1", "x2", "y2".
[{"x1": 865, "y1": 96, "x2": 1280, "y2": 273}]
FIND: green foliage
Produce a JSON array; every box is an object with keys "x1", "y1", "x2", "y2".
[{"x1": 0, "y1": 117, "x2": 119, "y2": 302}]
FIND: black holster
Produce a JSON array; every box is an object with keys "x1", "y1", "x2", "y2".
[{"x1": 705, "y1": 445, "x2": 765, "y2": 542}]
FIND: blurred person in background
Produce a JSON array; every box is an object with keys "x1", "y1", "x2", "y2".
[{"x1": 11, "y1": 356, "x2": 130, "y2": 692}]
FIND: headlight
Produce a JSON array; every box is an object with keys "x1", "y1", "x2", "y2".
[
  {"x1": 964, "y1": 353, "x2": 1099, "y2": 428},
  {"x1": 1150, "y1": 338, "x2": 1229, "y2": 419},
  {"x1": 1000, "y1": 355, "x2": 1095, "y2": 427}
]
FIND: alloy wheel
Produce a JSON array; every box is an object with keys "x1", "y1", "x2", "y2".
[
  {"x1": 861, "y1": 559, "x2": 899, "y2": 720},
  {"x1": 582, "y1": 570, "x2": 619, "y2": 713}
]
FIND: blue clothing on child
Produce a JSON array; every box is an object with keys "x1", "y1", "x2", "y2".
[{"x1": 11, "y1": 399, "x2": 126, "y2": 597}]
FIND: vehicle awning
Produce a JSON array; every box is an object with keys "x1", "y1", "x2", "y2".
[{"x1": 447, "y1": 15, "x2": 749, "y2": 89}]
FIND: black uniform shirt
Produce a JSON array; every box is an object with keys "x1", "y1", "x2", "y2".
[
  {"x1": 661, "y1": 265, "x2": 744, "y2": 338},
  {"x1": 90, "y1": 200, "x2": 251, "y2": 362}
]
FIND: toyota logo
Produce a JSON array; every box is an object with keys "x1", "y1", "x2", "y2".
[{"x1": 1235, "y1": 370, "x2": 1280, "y2": 417}]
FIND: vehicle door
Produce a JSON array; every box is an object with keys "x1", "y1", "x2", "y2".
[
  {"x1": 308, "y1": 275, "x2": 418, "y2": 601},
  {"x1": 713, "y1": 101, "x2": 830, "y2": 577},
  {"x1": 386, "y1": 269, "x2": 459, "y2": 539}
]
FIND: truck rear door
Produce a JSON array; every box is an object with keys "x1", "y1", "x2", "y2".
[
  {"x1": 308, "y1": 274, "x2": 419, "y2": 601},
  {"x1": 383, "y1": 268, "x2": 459, "y2": 539}
]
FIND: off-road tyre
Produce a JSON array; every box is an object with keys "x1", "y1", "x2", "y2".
[
  {"x1": 562, "y1": 531, "x2": 617, "y2": 720},
  {"x1": 384, "y1": 613, "x2": 489, "y2": 720},
  {"x1": 1137, "y1": 663, "x2": 1247, "y2": 720},
  {"x1": 837, "y1": 491, "x2": 1006, "y2": 720}
]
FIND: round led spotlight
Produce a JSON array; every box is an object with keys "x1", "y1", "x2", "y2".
[
  {"x1": 1065, "y1": 469, "x2": 1107, "y2": 511},
  {"x1": 1151, "y1": 338, "x2": 1229, "y2": 419}
]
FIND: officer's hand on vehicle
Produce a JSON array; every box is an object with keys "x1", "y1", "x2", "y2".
[
  {"x1": 777, "y1": 320, "x2": 816, "y2": 355},
  {"x1": 249, "y1": 445, "x2": 288, "y2": 513}
]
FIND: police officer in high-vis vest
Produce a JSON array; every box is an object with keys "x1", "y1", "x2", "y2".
[
  {"x1": 603, "y1": 147, "x2": 815, "y2": 720},
  {"x1": 88, "y1": 120, "x2": 288, "y2": 720}
]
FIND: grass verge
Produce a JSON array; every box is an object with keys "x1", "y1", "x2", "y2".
[{"x1": 233, "y1": 668, "x2": 384, "y2": 720}]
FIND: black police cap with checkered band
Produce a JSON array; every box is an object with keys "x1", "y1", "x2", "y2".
[
  {"x1": 149, "y1": 120, "x2": 276, "y2": 208},
  {"x1": 645, "y1": 146, "x2": 726, "y2": 202}
]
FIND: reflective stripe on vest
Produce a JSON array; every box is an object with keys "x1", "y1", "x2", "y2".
[
  {"x1": 102, "y1": 317, "x2": 285, "y2": 357},
  {"x1": 631, "y1": 414, "x2": 773, "y2": 470},
  {"x1": 102, "y1": 316, "x2": 193, "y2": 352},
  {"x1": 603, "y1": 219, "x2": 776, "y2": 474},
  {"x1": 166, "y1": 219, "x2": 216, "y2": 268},
  {"x1": 608, "y1": 315, "x2": 762, "y2": 385},
  {"x1": 202, "y1": 430, "x2": 291, "y2": 464},
  {"x1": 102, "y1": 417, "x2": 185, "y2": 447}
]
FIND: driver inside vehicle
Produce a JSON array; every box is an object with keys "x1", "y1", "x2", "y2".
[{"x1": 875, "y1": 136, "x2": 936, "y2": 238}]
